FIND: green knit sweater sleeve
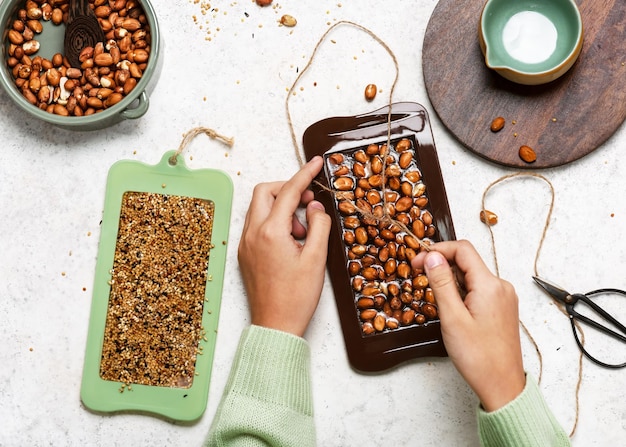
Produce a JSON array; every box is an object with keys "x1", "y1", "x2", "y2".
[
  {"x1": 477, "y1": 374, "x2": 571, "y2": 447},
  {"x1": 205, "y1": 325, "x2": 315, "y2": 447}
]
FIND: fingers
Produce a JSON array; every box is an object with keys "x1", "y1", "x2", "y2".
[
  {"x1": 271, "y1": 156, "x2": 324, "y2": 221},
  {"x1": 300, "y1": 189, "x2": 315, "y2": 205},
  {"x1": 243, "y1": 157, "x2": 324, "y2": 232},
  {"x1": 291, "y1": 190, "x2": 319, "y2": 240},
  {"x1": 413, "y1": 240, "x2": 493, "y2": 323},
  {"x1": 242, "y1": 180, "x2": 286, "y2": 235},
  {"x1": 242, "y1": 157, "x2": 324, "y2": 234},
  {"x1": 420, "y1": 250, "x2": 467, "y2": 322},
  {"x1": 291, "y1": 213, "x2": 307, "y2": 240},
  {"x1": 301, "y1": 200, "x2": 331, "y2": 263},
  {"x1": 422, "y1": 240, "x2": 493, "y2": 279}
]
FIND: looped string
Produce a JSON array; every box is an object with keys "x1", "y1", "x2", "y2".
[
  {"x1": 286, "y1": 20, "x2": 399, "y2": 168},
  {"x1": 285, "y1": 21, "x2": 432, "y2": 252},
  {"x1": 168, "y1": 127, "x2": 235, "y2": 166},
  {"x1": 481, "y1": 172, "x2": 583, "y2": 437}
]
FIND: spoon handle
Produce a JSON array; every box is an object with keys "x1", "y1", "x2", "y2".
[
  {"x1": 64, "y1": 0, "x2": 105, "y2": 67},
  {"x1": 68, "y1": 0, "x2": 92, "y2": 23}
]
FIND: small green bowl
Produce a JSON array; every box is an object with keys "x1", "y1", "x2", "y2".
[
  {"x1": 0, "y1": 0, "x2": 161, "y2": 131},
  {"x1": 478, "y1": 0, "x2": 583, "y2": 85}
]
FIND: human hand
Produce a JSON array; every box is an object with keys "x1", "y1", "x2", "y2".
[
  {"x1": 237, "y1": 156, "x2": 332, "y2": 337},
  {"x1": 411, "y1": 240, "x2": 526, "y2": 412}
]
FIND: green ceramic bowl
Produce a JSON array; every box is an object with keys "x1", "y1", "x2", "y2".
[
  {"x1": 0, "y1": 0, "x2": 161, "y2": 130},
  {"x1": 478, "y1": 0, "x2": 583, "y2": 85}
]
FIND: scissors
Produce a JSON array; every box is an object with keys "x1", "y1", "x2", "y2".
[{"x1": 533, "y1": 276, "x2": 626, "y2": 369}]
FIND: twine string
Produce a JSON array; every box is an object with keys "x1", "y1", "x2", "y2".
[
  {"x1": 285, "y1": 21, "x2": 431, "y2": 252},
  {"x1": 481, "y1": 172, "x2": 583, "y2": 437},
  {"x1": 286, "y1": 20, "x2": 399, "y2": 168},
  {"x1": 169, "y1": 127, "x2": 235, "y2": 166}
]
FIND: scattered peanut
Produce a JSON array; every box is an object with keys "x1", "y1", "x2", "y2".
[
  {"x1": 279, "y1": 14, "x2": 297, "y2": 27},
  {"x1": 490, "y1": 116, "x2": 505, "y2": 132},
  {"x1": 364, "y1": 83, "x2": 377, "y2": 101},
  {"x1": 519, "y1": 145, "x2": 537, "y2": 163},
  {"x1": 479, "y1": 209, "x2": 498, "y2": 226}
]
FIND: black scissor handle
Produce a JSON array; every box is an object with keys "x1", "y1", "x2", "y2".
[
  {"x1": 569, "y1": 293, "x2": 626, "y2": 342},
  {"x1": 569, "y1": 288, "x2": 626, "y2": 369}
]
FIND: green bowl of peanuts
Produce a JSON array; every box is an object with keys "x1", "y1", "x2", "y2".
[{"x1": 0, "y1": 0, "x2": 161, "y2": 131}]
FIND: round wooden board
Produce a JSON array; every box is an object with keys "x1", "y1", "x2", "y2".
[{"x1": 423, "y1": 0, "x2": 626, "y2": 168}]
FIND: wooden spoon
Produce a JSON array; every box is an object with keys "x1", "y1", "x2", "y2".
[{"x1": 64, "y1": 0, "x2": 105, "y2": 68}]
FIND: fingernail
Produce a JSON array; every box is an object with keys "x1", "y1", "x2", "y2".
[
  {"x1": 425, "y1": 251, "x2": 445, "y2": 269},
  {"x1": 309, "y1": 200, "x2": 325, "y2": 211}
]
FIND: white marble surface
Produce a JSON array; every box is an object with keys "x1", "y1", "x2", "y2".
[{"x1": 1, "y1": 0, "x2": 625, "y2": 445}]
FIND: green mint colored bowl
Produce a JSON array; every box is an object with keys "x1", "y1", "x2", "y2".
[
  {"x1": 0, "y1": 0, "x2": 160, "y2": 130},
  {"x1": 478, "y1": 0, "x2": 583, "y2": 85}
]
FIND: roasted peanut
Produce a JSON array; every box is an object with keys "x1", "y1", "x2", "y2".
[
  {"x1": 329, "y1": 153, "x2": 344, "y2": 165},
  {"x1": 405, "y1": 170, "x2": 421, "y2": 183},
  {"x1": 22, "y1": 87, "x2": 37, "y2": 105},
  {"x1": 121, "y1": 18, "x2": 141, "y2": 31},
  {"x1": 41, "y1": 3, "x2": 52, "y2": 20},
  {"x1": 94, "y1": 53, "x2": 114, "y2": 67},
  {"x1": 333, "y1": 177, "x2": 354, "y2": 191},
  {"x1": 519, "y1": 145, "x2": 537, "y2": 163},
  {"x1": 78, "y1": 46, "x2": 94, "y2": 63},
  {"x1": 333, "y1": 165, "x2": 349, "y2": 176},
  {"x1": 357, "y1": 297, "x2": 375, "y2": 309},
  {"x1": 94, "y1": 5, "x2": 112, "y2": 18},
  {"x1": 479, "y1": 209, "x2": 498, "y2": 226},
  {"x1": 65, "y1": 68, "x2": 81, "y2": 79},
  {"x1": 26, "y1": 19, "x2": 42, "y2": 33},
  {"x1": 7, "y1": 29, "x2": 24, "y2": 45},
  {"x1": 131, "y1": 49, "x2": 149, "y2": 64},
  {"x1": 25, "y1": 1, "x2": 42, "y2": 20},
  {"x1": 386, "y1": 318, "x2": 399, "y2": 330},
  {"x1": 421, "y1": 303, "x2": 438, "y2": 319},
  {"x1": 360, "y1": 309, "x2": 378, "y2": 321},
  {"x1": 338, "y1": 200, "x2": 357, "y2": 215},
  {"x1": 352, "y1": 162, "x2": 366, "y2": 178},
  {"x1": 364, "y1": 83, "x2": 377, "y2": 101},
  {"x1": 52, "y1": 103, "x2": 68, "y2": 116},
  {"x1": 399, "y1": 151, "x2": 413, "y2": 169},
  {"x1": 373, "y1": 314, "x2": 386, "y2": 332},
  {"x1": 490, "y1": 116, "x2": 505, "y2": 132},
  {"x1": 355, "y1": 227, "x2": 368, "y2": 245},
  {"x1": 279, "y1": 14, "x2": 297, "y2": 27},
  {"x1": 395, "y1": 138, "x2": 412, "y2": 152},
  {"x1": 394, "y1": 197, "x2": 412, "y2": 213},
  {"x1": 51, "y1": 8, "x2": 63, "y2": 25},
  {"x1": 366, "y1": 144, "x2": 379, "y2": 155},
  {"x1": 354, "y1": 150, "x2": 368, "y2": 163}
]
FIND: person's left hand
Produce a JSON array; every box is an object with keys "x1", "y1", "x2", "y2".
[{"x1": 238, "y1": 156, "x2": 332, "y2": 337}]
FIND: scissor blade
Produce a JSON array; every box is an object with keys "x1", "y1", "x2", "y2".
[{"x1": 532, "y1": 276, "x2": 570, "y2": 302}]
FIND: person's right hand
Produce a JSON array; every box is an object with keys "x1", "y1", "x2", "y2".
[
  {"x1": 237, "y1": 156, "x2": 331, "y2": 337},
  {"x1": 411, "y1": 240, "x2": 526, "y2": 412}
]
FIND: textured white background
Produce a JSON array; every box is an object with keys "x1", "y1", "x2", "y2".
[{"x1": 1, "y1": 0, "x2": 625, "y2": 445}]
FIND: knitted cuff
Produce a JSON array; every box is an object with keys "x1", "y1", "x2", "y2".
[
  {"x1": 225, "y1": 325, "x2": 313, "y2": 416},
  {"x1": 477, "y1": 374, "x2": 570, "y2": 447}
]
